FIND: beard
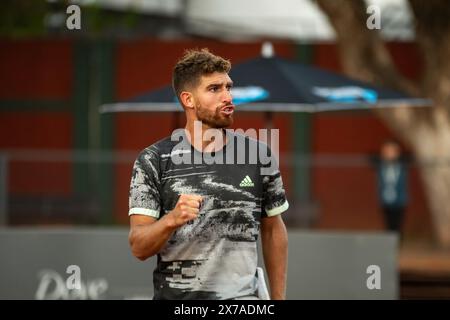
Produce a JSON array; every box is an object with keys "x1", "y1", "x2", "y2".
[{"x1": 195, "y1": 104, "x2": 234, "y2": 128}]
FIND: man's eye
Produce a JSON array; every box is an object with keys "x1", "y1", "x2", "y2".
[{"x1": 209, "y1": 87, "x2": 219, "y2": 92}]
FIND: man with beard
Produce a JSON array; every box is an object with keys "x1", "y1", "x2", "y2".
[{"x1": 128, "y1": 49, "x2": 289, "y2": 300}]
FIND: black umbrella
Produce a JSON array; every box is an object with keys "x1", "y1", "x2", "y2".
[{"x1": 100, "y1": 55, "x2": 431, "y2": 114}]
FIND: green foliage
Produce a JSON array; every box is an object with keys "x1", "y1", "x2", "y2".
[
  {"x1": 0, "y1": 0, "x2": 48, "y2": 37},
  {"x1": 0, "y1": 0, "x2": 141, "y2": 38}
]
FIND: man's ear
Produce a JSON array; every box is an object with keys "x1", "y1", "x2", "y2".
[{"x1": 180, "y1": 91, "x2": 194, "y2": 109}]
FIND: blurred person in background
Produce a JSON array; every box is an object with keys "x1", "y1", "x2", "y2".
[{"x1": 372, "y1": 139, "x2": 410, "y2": 239}]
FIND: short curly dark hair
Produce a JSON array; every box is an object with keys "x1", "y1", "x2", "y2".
[{"x1": 172, "y1": 48, "x2": 231, "y2": 100}]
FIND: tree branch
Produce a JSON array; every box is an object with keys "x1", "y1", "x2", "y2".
[
  {"x1": 409, "y1": 0, "x2": 450, "y2": 111},
  {"x1": 315, "y1": 0, "x2": 422, "y2": 146},
  {"x1": 316, "y1": 0, "x2": 419, "y2": 94}
]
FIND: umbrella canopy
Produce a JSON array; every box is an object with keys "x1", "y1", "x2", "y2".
[{"x1": 100, "y1": 56, "x2": 431, "y2": 114}]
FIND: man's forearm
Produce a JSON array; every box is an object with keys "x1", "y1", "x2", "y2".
[
  {"x1": 129, "y1": 195, "x2": 202, "y2": 261},
  {"x1": 261, "y1": 218, "x2": 288, "y2": 300},
  {"x1": 129, "y1": 214, "x2": 177, "y2": 260}
]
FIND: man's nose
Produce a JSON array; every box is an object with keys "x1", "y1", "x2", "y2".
[{"x1": 222, "y1": 89, "x2": 232, "y2": 104}]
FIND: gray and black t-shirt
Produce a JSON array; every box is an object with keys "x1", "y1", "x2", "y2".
[{"x1": 129, "y1": 130, "x2": 288, "y2": 300}]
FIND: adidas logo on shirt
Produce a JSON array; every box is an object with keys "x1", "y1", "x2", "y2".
[{"x1": 239, "y1": 175, "x2": 254, "y2": 187}]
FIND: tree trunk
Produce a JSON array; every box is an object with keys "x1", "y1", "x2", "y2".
[{"x1": 316, "y1": 0, "x2": 450, "y2": 247}]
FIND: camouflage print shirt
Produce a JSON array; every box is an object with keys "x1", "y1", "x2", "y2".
[{"x1": 129, "y1": 130, "x2": 289, "y2": 300}]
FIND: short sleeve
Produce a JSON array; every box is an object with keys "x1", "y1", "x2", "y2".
[
  {"x1": 260, "y1": 144, "x2": 289, "y2": 218},
  {"x1": 129, "y1": 147, "x2": 161, "y2": 219}
]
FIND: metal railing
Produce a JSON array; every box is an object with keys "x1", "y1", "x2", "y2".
[{"x1": 0, "y1": 148, "x2": 443, "y2": 227}]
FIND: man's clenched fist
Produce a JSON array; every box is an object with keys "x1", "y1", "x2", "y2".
[{"x1": 167, "y1": 194, "x2": 203, "y2": 228}]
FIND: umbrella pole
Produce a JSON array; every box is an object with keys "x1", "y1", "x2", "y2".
[
  {"x1": 264, "y1": 111, "x2": 283, "y2": 183},
  {"x1": 173, "y1": 112, "x2": 181, "y2": 130},
  {"x1": 264, "y1": 111, "x2": 277, "y2": 147}
]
